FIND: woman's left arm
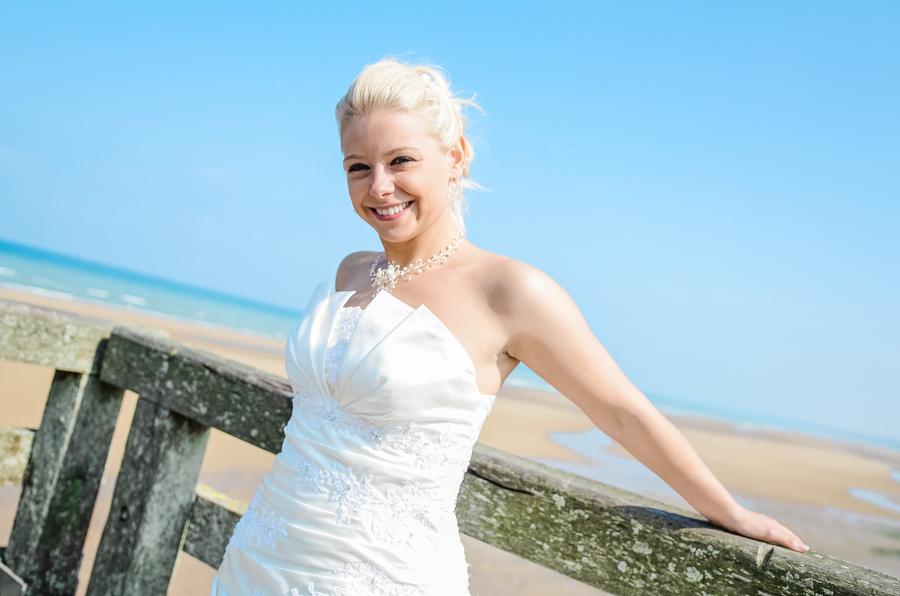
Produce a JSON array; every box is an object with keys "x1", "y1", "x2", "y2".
[{"x1": 499, "y1": 263, "x2": 809, "y2": 553}]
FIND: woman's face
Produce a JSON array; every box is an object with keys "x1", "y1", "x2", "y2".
[{"x1": 341, "y1": 109, "x2": 463, "y2": 243}]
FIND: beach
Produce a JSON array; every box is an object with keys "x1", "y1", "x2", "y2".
[{"x1": 1, "y1": 285, "x2": 898, "y2": 594}]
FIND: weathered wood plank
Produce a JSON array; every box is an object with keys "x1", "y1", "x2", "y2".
[
  {"x1": 100, "y1": 327, "x2": 292, "y2": 454},
  {"x1": 3, "y1": 372, "x2": 83, "y2": 567},
  {"x1": 23, "y1": 378, "x2": 122, "y2": 595},
  {"x1": 86, "y1": 397, "x2": 209, "y2": 596},
  {"x1": 182, "y1": 485, "x2": 245, "y2": 568},
  {"x1": 4, "y1": 352, "x2": 125, "y2": 596},
  {"x1": 457, "y1": 444, "x2": 900, "y2": 596},
  {"x1": 0, "y1": 427, "x2": 33, "y2": 486},
  {"x1": 0, "y1": 560, "x2": 26, "y2": 596},
  {"x1": 0, "y1": 299, "x2": 112, "y2": 373}
]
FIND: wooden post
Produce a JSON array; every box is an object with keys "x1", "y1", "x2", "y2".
[
  {"x1": 4, "y1": 346, "x2": 124, "y2": 596},
  {"x1": 181, "y1": 485, "x2": 245, "y2": 568},
  {"x1": 86, "y1": 397, "x2": 209, "y2": 596},
  {"x1": 99, "y1": 327, "x2": 293, "y2": 453}
]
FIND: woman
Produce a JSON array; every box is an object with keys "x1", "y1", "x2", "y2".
[{"x1": 212, "y1": 59, "x2": 807, "y2": 596}]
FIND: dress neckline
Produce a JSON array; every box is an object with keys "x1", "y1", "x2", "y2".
[{"x1": 330, "y1": 287, "x2": 497, "y2": 399}]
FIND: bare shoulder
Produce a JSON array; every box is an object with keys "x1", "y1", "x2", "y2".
[
  {"x1": 468, "y1": 248, "x2": 574, "y2": 319},
  {"x1": 469, "y1": 248, "x2": 591, "y2": 368},
  {"x1": 335, "y1": 250, "x2": 380, "y2": 291}
]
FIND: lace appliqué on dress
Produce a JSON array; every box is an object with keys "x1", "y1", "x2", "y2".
[
  {"x1": 324, "y1": 306, "x2": 364, "y2": 393},
  {"x1": 226, "y1": 493, "x2": 288, "y2": 558},
  {"x1": 292, "y1": 391, "x2": 468, "y2": 474},
  {"x1": 306, "y1": 563, "x2": 423, "y2": 596},
  {"x1": 283, "y1": 444, "x2": 450, "y2": 545}
]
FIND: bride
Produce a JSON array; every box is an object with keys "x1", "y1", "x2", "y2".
[{"x1": 212, "y1": 59, "x2": 807, "y2": 596}]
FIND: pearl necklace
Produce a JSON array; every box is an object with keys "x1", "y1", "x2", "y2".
[{"x1": 369, "y1": 233, "x2": 464, "y2": 295}]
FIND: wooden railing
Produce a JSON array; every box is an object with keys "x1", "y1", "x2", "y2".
[{"x1": 0, "y1": 297, "x2": 898, "y2": 596}]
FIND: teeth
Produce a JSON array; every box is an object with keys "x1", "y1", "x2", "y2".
[{"x1": 375, "y1": 202, "x2": 408, "y2": 216}]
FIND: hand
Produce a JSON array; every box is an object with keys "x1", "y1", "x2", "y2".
[{"x1": 712, "y1": 506, "x2": 809, "y2": 553}]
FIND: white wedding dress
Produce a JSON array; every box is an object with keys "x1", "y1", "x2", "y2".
[{"x1": 211, "y1": 282, "x2": 496, "y2": 596}]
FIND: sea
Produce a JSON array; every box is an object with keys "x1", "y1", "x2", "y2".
[
  {"x1": 0, "y1": 239, "x2": 303, "y2": 339},
  {"x1": 1, "y1": 238, "x2": 898, "y2": 454}
]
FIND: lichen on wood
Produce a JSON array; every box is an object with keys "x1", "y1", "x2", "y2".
[
  {"x1": 3, "y1": 351, "x2": 125, "y2": 596},
  {"x1": 5, "y1": 372, "x2": 87, "y2": 574},
  {"x1": 0, "y1": 299, "x2": 112, "y2": 373},
  {"x1": 182, "y1": 485, "x2": 244, "y2": 568},
  {"x1": 100, "y1": 327, "x2": 292, "y2": 454},
  {"x1": 457, "y1": 444, "x2": 900, "y2": 596},
  {"x1": 86, "y1": 397, "x2": 209, "y2": 596}
]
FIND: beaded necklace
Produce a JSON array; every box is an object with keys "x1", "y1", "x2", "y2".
[{"x1": 369, "y1": 233, "x2": 464, "y2": 295}]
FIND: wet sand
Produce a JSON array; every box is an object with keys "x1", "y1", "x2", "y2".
[{"x1": 1, "y1": 286, "x2": 898, "y2": 593}]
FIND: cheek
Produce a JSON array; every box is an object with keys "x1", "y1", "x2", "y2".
[
  {"x1": 423, "y1": 179, "x2": 448, "y2": 206},
  {"x1": 347, "y1": 179, "x2": 367, "y2": 198},
  {"x1": 407, "y1": 173, "x2": 442, "y2": 200}
]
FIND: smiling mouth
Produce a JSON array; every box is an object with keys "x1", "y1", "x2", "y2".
[{"x1": 372, "y1": 201, "x2": 411, "y2": 219}]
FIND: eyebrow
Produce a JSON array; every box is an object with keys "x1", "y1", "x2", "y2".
[{"x1": 342, "y1": 147, "x2": 421, "y2": 162}]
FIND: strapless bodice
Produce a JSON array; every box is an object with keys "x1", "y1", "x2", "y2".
[{"x1": 212, "y1": 282, "x2": 496, "y2": 596}]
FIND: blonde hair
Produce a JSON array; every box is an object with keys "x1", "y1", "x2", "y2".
[{"x1": 336, "y1": 58, "x2": 480, "y2": 232}]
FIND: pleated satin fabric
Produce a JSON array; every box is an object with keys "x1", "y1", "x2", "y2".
[{"x1": 211, "y1": 282, "x2": 496, "y2": 596}]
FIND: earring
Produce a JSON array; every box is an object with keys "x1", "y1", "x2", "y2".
[{"x1": 448, "y1": 177, "x2": 462, "y2": 201}]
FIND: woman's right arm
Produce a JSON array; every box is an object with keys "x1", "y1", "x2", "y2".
[{"x1": 494, "y1": 260, "x2": 808, "y2": 553}]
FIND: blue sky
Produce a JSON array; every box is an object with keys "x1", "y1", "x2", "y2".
[{"x1": 1, "y1": 2, "x2": 898, "y2": 444}]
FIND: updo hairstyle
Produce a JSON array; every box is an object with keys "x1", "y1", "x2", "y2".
[{"x1": 336, "y1": 59, "x2": 480, "y2": 232}]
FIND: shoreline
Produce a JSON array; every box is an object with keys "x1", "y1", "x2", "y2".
[{"x1": 487, "y1": 380, "x2": 900, "y2": 520}]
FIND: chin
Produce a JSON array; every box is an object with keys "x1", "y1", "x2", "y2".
[{"x1": 372, "y1": 227, "x2": 414, "y2": 244}]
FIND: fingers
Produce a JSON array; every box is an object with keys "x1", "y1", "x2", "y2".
[
  {"x1": 727, "y1": 509, "x2": 809, "y2": 553},
  {"x1": 780, "y1": 527, "x2": 809, "y2": 553},
  {"x1": 762, "y1": 517, "x2": 809, "y2": 553}
]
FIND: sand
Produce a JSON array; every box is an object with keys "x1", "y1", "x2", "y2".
[{"x1": 1, "y1": 285, "x2": 898, "y2": 593}]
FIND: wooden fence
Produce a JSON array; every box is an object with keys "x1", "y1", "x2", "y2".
[{"x1": 0, "y1": 297, "x2": 898, "y2": 595}]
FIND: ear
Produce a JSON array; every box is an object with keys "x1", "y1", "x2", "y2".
[{"x1": 448, "y1": 135, "x2": 467, "y2": 178}]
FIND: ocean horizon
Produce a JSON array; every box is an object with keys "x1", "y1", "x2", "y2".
[
  {"x1": 0, "y1": 238, "x2": 304, "y2": 338},
  {"x1": 2, "y1": 237, "x2": 897, "y2": 454}
]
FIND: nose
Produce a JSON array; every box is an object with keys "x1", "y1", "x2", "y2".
[{"x1": 369, "y1": 165, "x2": 394, "y2": 199}]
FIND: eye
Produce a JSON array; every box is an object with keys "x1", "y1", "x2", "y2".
[
  {"x1": 391, "y1": 156, "x2": 415, "y2": 166},
  {"x1": 347, "y1": 163, "x2": 369, "y2": 173}
]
